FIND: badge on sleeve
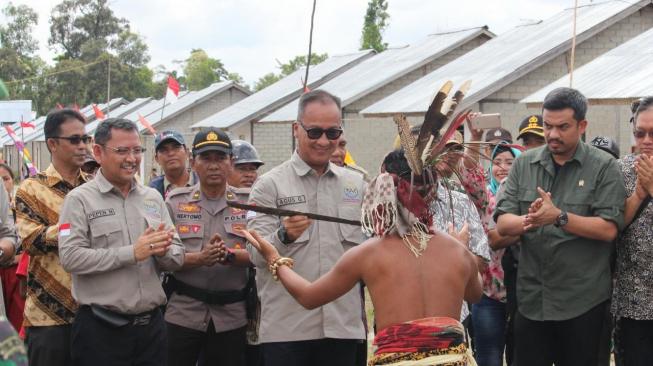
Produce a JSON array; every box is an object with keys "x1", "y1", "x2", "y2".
[{"x1": 59, "y1": 223, "x2": 71, "y2": 237}]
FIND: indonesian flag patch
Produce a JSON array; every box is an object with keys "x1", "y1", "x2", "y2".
[{"x1": 59, "y1": 223, "x2": 71, "y2": 237}]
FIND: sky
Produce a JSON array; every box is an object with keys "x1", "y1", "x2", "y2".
[{"x1": 6, "y1": 0, "x2": 578, "y2": 88}]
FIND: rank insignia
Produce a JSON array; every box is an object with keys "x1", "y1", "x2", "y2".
[
  {"x1": 177, "y1": 224, "x2": 190, "y2": 234},
  {"x1": 178, "y1": 203, "x2": 201, "y2": 213}
]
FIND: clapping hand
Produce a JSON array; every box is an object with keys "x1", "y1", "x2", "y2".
[
  {"x1": 524, "y1": 187, "x2": 560, "y2": 230},
  {"x1": 635, "y1": 154, "x2": 653, "y2": 197}
]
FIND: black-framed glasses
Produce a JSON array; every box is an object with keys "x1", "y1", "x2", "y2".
[
  {"x1": 298, "y1": 122, "x2": 343, "y2": 140},
  {"x1": 101, "y1": 145, "x2": 146, "y2": 156},
  {"x1": 633, "y1": 130, "x2": 653, "y2": 139},
  {"x1": 51, "y1": 135, "x2": 92, "y2": 145}
]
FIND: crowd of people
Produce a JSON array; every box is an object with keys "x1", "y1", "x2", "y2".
[{"x1": 0, "y1": 87, "x2": 648, "y2": 366}]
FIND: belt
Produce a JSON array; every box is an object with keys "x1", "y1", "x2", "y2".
[
  {"x1": 85, "y1": 305, "x2": 160, "y2": 327},
  {"x1": 168, "y1": 275, "x2": 247, "y2": 305}
]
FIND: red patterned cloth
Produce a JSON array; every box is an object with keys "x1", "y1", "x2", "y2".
[{"x1": 373, "y1": 317, "x2": 465, "y2": 355}]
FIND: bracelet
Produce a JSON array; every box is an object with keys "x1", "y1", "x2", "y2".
[{"x1": 268, "y1": 257, "x2": 294, "y2": 281}]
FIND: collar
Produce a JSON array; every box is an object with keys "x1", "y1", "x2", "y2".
[
  {"x1": 187, "y1": 183, "x2": 228, "y2": 213},
  {"x1": 163, "y1": 170, "x2": 195, "y2": 192},
  {"x1": 95, "y1": 168, "x2": 139, "y2": 194},
  {"x1": 531, "y1": 141, "x2": 587, "y2": 171},
  {"x1": 44, "y1": 164, "x2": 88, "y2": 188},
  {"x1": 290, "y1": 151, "x2": 339, "y2": 177}
]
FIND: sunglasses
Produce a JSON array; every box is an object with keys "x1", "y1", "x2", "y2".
[
  {"x1": 633, "y1": 130, "x2": 653, "y2": 139},
  {"x1": 298, "y1": 122, "x2": 343, "y2": 140},
  {"x1": 51, "y1": 135, "x2": 92, "y2": 145}
]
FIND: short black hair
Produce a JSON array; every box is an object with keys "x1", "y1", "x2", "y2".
[
  {"x1": 94, "y1": 118, "x2": 138, "y2": 146},
  {"x1": 297, "y1": 89, "x2": 342, "y2": 122},
  {"x1": 542, "y1": 87, "x2": 588, "y2": 122},
  {"x1": 44, "y1": 108, "x2": 86, "y2": 141}
]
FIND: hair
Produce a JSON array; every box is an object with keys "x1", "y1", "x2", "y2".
[
  {"x1": 296, "y1": 89, "x2": 342, "y2": 122},
  {"x1": 44, "y1": 108, "x2": 87, "y2": 141},
  {"x1": 94, "y1": 118, "x2": 138, "y2": 146},
  {"x1": 542, "y1": 87, "x2": 588, "y2": 122},
  {"x1": 630, "y1": 96, "x2": 653, "y2": 126},
  {"x1": 0, "y1": 163, "x2": 14, "y2": 180}
]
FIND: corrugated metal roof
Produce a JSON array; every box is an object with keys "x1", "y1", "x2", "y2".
[
  {"x1": 84, "y1": 97, "x2": 153, "y2": 136},
  {"x1": 361, "y1": 0, "x2": 650, "y2": 116},
  {"x1": 261, "y1": 27, "x2": 494, "y2": 123},
  {"x1": 522, "y1": 26, "x2": 653, "y2": 103},
  {"x1": 191, "y1": 50, "x2": 375, "y2": 129},
  {"x1": 139, "y1": 81, "x2": 246, "y2": 133},
  {"x1": 15, "y1": 97, "x2": 127, "y2": 144}
]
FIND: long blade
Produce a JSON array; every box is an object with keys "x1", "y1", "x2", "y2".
[
  {"x1": 415, "y1": 81, "x2": 453, "y2": 157},
  {"x1": 227, "y1": 201, "x2": 362, "y2": 226}
]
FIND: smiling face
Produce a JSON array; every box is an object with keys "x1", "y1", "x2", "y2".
[
  {"x1": 93, "y1": 128, "x2": 142, "y2": 187},
  {"x1": 491, "y1": 150, "x2": 514, "y2": 183},
  {"x1": 330, "y1": 136, "x2": 347, "y2": 167},
  {"x1": 294, "y1": 100, "x2": 342, "y2": 172},
  {"x1": 48, "y1": 118, "x2": 89, "y2": 169}
]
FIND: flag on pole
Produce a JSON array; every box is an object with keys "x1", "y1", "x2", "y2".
[
  {"x1": 92, "y1": 104, "x2": 106, "y2": 121},
  {"x1": 20, "y1": 121, "x2": 36, "y2": 131},
  {"x1": 166, "y1": 75, "x2": 180, "y2": 103},
  {"x1": 138, "y1": 114, "x2": 157, "y2": 135},
  {"x1": 4, "y1": 125, "x2": 37, "y2": 177},
  {"x1": 0, "y1": 80, "x2": 8, "y2": 99}
]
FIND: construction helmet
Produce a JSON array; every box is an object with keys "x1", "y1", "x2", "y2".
[{"x1": 232, "y1": 140, "x2": 264, "y2": 166}]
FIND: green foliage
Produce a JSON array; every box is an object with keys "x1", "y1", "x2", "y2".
[
  {"x1": 360, "y1": 0, "x2": 389, "y2": 52},
  {"x1": 253, "y1": 52, "x2": 328, "y2": 92}
]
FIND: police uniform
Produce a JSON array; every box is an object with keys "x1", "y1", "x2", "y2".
[
  {"x1": 164, "y1": 129, "x2": 250, "y2": 366},
  {"x1": 58, "y1": 169, "x2": 184, "y2": 366},
  {"x1": 247, "y1": 151, "x2": 367, "y2": 366}
]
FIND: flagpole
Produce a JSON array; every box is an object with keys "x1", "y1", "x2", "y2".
[
  {"x1": 107, "y1": 60, "x2": 111, "y2": 118},
  {"x1": 20, "y1": 116, "x2": 25, "y2": 180},
  {"x1": 160, "y1": 83, "x2": 168, "y2": 124}
]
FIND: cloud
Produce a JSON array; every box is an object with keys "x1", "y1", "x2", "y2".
[{"x1": 6, "y1": 0, "x2": 576, "y2": 88}]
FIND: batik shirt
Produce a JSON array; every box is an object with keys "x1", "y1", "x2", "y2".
[
  {"x1": 15, "y1": 165, "x2": 88, "y2": 326},
  {"x1": 612, "y1": 154, "x2": 653, "y2": 320}
]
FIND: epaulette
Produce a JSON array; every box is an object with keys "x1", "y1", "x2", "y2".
[{"x1": 167, "y1": 185, "x2": 195, "y2": 199}]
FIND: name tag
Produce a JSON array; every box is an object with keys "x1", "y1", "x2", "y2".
[
  {"x1": 176, "y1": 213, "x2": 202, "y2": 220},
  {"x1": 87, "y1": 209, "x2": 116, "y2": 220},
  {"x1": 276, "y1": 195, "x2": 306, "y2": 207}
]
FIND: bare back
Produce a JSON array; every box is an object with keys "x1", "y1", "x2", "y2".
[{"x1": 358, "y1": 232, "x2": 481, "y2": 331}]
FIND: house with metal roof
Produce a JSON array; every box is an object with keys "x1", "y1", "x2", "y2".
[
  {"x1": 2, "y1": 98, "x2": 128, "y2": 174},
  {"x1": 357, "y1": 0, "x2": 653, "y2": 171},
  {"x1": 189, "y1": 50, "x2": 375, "y2": 142},
  {"x1": 521, "y1": 25, "x2": 653, "y2": 154},
  {"x1": 254, "y1": 28, "x2": 494, "y2": 171}
]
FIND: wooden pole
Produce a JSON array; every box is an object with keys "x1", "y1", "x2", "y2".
[{"x1": 569, "y1": 0, "x2": 579, "y2": 87}]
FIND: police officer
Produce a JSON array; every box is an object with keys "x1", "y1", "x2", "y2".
[
  {"x1": 228, "y1": 140, "x2": 264, "y2": 189},
  {"x1": 165, "y1": 129, "x2": 252, "y2": 366},
  {"x1": 150, "y1": 130, "x2": 196, "y2": 198},
  {"x1": 58, "y1": 118, "x2": 185, "y2": 366}
]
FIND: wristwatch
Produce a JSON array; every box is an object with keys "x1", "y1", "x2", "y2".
[
  {"x1": 277, "y1": 225, "x2": 293, "y2": 245},
  {"x1": 554, "y1": 211, "x2": 569, "y2": 227}
]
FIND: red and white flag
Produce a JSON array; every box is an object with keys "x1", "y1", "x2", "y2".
[
  {"x1": 166, "y1": 75, "x2": 180, "y2": 103},
  {"x1": 138, "y1": 114, "x2": 157, "y2": 135},
  {"x1": 92, "y1": 104, "x2": 106, "y2": 121},
  {"x1": 59, "y1": 223, "x2": 71, "y2": 237}
]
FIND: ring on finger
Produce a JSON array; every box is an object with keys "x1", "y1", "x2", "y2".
[{"x1": 149, "y1": 244, "x2": 154, "y2": 250}]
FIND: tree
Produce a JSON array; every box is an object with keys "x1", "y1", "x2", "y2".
[
  {"x1": 0, "y1": 2, "x2": 39, "y2": 56},
  {"x1": 253, "y1": 52, "x2": 328, "y2": 92},
  {"x1": 44, "y1": 0, "x2": 154, "y2": 111},
  {"x1": 181, "y1": 49, "x2": 246, "y2": 91},
  {"x1": 360, "y1": 0, "x2": 389, "y2": 52}
]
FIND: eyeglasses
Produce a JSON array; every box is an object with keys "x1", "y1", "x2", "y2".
[
  {"x1": 298, "y1": 122, "x2": 343, "y2": 140},
  {"x1": 51, "y1": 135, "x2": 92, "y2": 145},
  {"x1": 102, "y1": 145, "x2": 146, "y2": 156},
  {"x1": 633, "y1": 130, "x2": 653, "y2": 139}
]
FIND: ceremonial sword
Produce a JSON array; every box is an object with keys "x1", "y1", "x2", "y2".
[{"x1": 227, "y1": 201, "x2": 362, "y2": 226}]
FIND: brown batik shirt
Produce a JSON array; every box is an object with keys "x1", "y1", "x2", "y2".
[{"x1": 16, "y1": 164, "x2": 88, "y2": 327}]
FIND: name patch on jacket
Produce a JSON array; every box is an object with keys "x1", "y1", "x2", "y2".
[
  {"x1": 87, "y1": 208, "x2": 116, "y2": 220},
  {"x1": 178, "y1": 203, "x2": 200, "y2": 213},
  {"x1": 176, "y1": 213, "x2": 202, "y2": 220},
  {"x1": 276, "y1": 195, "x2": 306, "y2": 207}
]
